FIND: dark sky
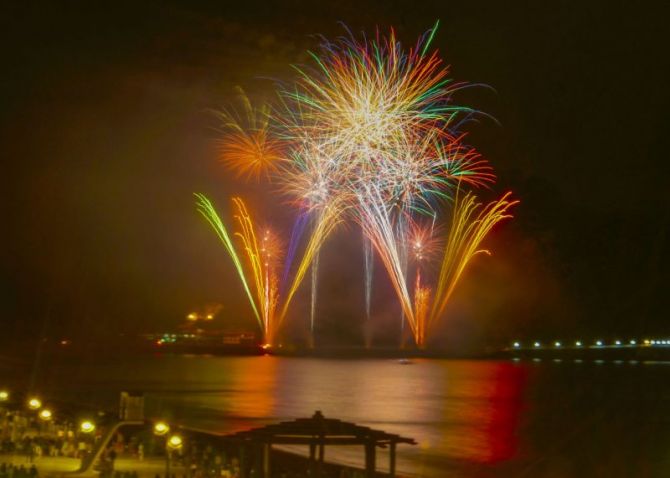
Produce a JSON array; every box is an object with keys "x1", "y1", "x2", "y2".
[{"x1": 1, "y1": 0, "x2": 668, "y2": 348}]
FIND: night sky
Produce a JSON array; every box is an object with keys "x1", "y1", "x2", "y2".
[{"x1": 1, "y1": 1, "x2": 668, "y2": 348}]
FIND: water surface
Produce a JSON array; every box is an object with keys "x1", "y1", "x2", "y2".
[{"x1": 2, "y1": 354, "x2": 668, "y2": 477}]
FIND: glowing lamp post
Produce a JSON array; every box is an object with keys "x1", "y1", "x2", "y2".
[
  {"x1": 154, "y1": 422, "x2": 181, "y2": 478},
  {"x1": 167, "y1": 434, "x2": 183, "y2": 450},
  {"x1": 38, "y1": 409, "x2": 52, "y2": 421},
  {"x1": 80, "y1": 420, "x2": 96, "y2": 434},
  {"x1": 0, "y1": 390, "x2": 8, "y2": 435},
  {"x1": 166, "y1": 434, "x2": 183, "y2": 478},
  {"x1": 27, "y1": 398, "x2": 42, "y2": 410},
  {"x1": 153, "y1": 421, "x2": 170, "y2": 436}
]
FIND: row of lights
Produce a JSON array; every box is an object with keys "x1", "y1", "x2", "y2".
[
  {"x1": 3, "y1": 390, "x2": 183, "y2": 451},
  {"x1": 3, "y1": 390, "x2": 183, "y2": 449},
  {"x1": 512, "y1": 339, "x2": 639, "y2": 349},
  {"x1": 1, "y1": 390, "x2": 95, "y2": 433},
  {"x1": 153, "y1": 421, "x2": 183, "y2": 450}
]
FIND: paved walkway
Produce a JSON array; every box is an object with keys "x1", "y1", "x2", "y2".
[{"x1": 0, "y1": 455, "x2": 185, "y2": 477}]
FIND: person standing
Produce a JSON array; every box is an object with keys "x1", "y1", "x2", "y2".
[{"x1": 108, "y1": 448, "x2": 117, "y2": 471}]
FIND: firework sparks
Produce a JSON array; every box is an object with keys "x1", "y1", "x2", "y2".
[
  {"x1": 216, "y1": 87, "x2": 285, "y2": 180},
  {"x1": 198, "y1": 23, "x2": 516, "y2": 349}
]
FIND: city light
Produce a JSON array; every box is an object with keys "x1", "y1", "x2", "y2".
[
  {"x1": 554, "y1": 341, "x2": 561, "y2": 347},
  {"x1": 187, "y1": 313, "x2": 197, "y2": 321},
  {"x1": 534, "y1": 342, "x2": 541, "y2": 348},
  {"x1": 80, "y1": 420, "x2": 96, "y2": 433},
  {"x1": 38, "y1": 409, "x2": 52, "y2": 421},
  {"x1": 575, "y1": 341, "x2": 582, "y2": 347},
  {"x1": 595, "y1": 340, "x2": 603, "y2": 346},
  {"x1": 154, "y1": 421, "x2": 170, "y2": 436},
  {"x1": 27, "y1": 398, "x2": 42, "y2": 410},
  {"x1": 513, "y1": 342, "x2": 520, "y2": 348},
  {"x1": 615, "y1": 340, "x2": 622, "y2": 346},
  {"x1": 0, "y1": 390, "x2": 8, "y2": 402},
  {"x1": 167, "y1": 434, "x2": 183, "y2": 450},
  {"x1": 630, "y1": 340, "x2": 636, "y2": 345}
]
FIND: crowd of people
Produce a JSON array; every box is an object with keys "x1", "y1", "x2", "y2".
[
  {"x1": 1, "y1": 408, "x2": 374, "y2": 477},
  {"x1": 0, "y1": 408, "x2": 98, "y2": 460},
  {"x1": 0, "y1": 463, "x2": 38, "y2": 478}
]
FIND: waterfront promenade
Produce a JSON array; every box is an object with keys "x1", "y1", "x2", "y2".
[{"x1": 0, "y1": 455, "x2": 176, "y2": 477}]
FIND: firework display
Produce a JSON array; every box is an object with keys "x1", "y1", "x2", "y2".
[{"x1": 196, "y1": 22, "x2": 516, "y2": 348}]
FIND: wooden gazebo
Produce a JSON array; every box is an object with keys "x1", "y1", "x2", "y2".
[{"x1": 224, "y1": 410, "x2": 416, "y2": 477}]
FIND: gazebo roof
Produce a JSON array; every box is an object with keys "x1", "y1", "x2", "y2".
[{"x1": 223, "y1": 411, "x2": 416, "y2": 446}]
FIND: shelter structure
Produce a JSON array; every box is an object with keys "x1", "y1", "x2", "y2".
[{"x1": 223, "y1": 410, "x2": 416, "y2": 477}]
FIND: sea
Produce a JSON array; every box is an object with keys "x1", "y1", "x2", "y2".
[{"x1": 2, "y1": 353, "x2": 669, "y2": 477}]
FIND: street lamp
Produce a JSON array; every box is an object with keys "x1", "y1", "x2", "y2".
[
  {"x1": 154, "y1": 421, "x2": 182, "y2": 478},
  {"x1": 0, "y1": 390, "x2": 8, "y2": 402},
  {"x1": 80, "y1": 420, "x2": 96, "y2": 434},
  {"x1": 153, "y1": 421, "x2": 170, "y2": 436},
  {"x1": 167, "y1": 434, "x2": 183, "y2": 450},
  {"x1": 38, "y1": 409, "x2": 53, "y2": 421},
  {"x1": 27, "y1": 398, "x2": 42, "y2": 410}
]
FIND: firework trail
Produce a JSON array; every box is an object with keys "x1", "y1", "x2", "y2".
[
  {"x1": 281, "y1": 212, "x2": 309, "y2": 293},
  {"x1": 278, "y1": 200, "x2": 345, "y2": 324},
  {"x1": 357, "y1": 186, "x2": 415, "y2": 329},
  {"x1": 427, "y1": 192, "x2": 518, "y2": 332},
  {"x1": 363, "y1": 233, "x2": 374, "y2": 347},
  {"x1": 408, "y1": 220, "x2": 440, "y2": 349},
  {"x1": 195, "y1": 194, "x2": 261, "y2": 326},
  {"x1": 360, "y1": 190, "x2": 516, "y2": 348},
  {"x1": 310, "y1": 248, "x2": 320, "y2": 347},
  {"x1": 195, "y1": 194, "x2": 341, "y2": 346}
]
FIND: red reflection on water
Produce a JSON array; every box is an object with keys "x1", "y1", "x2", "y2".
[
  {"x1": 481, "y1": 362, "x2": 528, "y2": 464},
  {"x1": 437, "y1": 361, "x2": 528, "y2": 465}
]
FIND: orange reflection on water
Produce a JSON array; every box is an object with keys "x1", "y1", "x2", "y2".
[{"x1": 217, "y1": 356, "x2": 278, "y2": 431}]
